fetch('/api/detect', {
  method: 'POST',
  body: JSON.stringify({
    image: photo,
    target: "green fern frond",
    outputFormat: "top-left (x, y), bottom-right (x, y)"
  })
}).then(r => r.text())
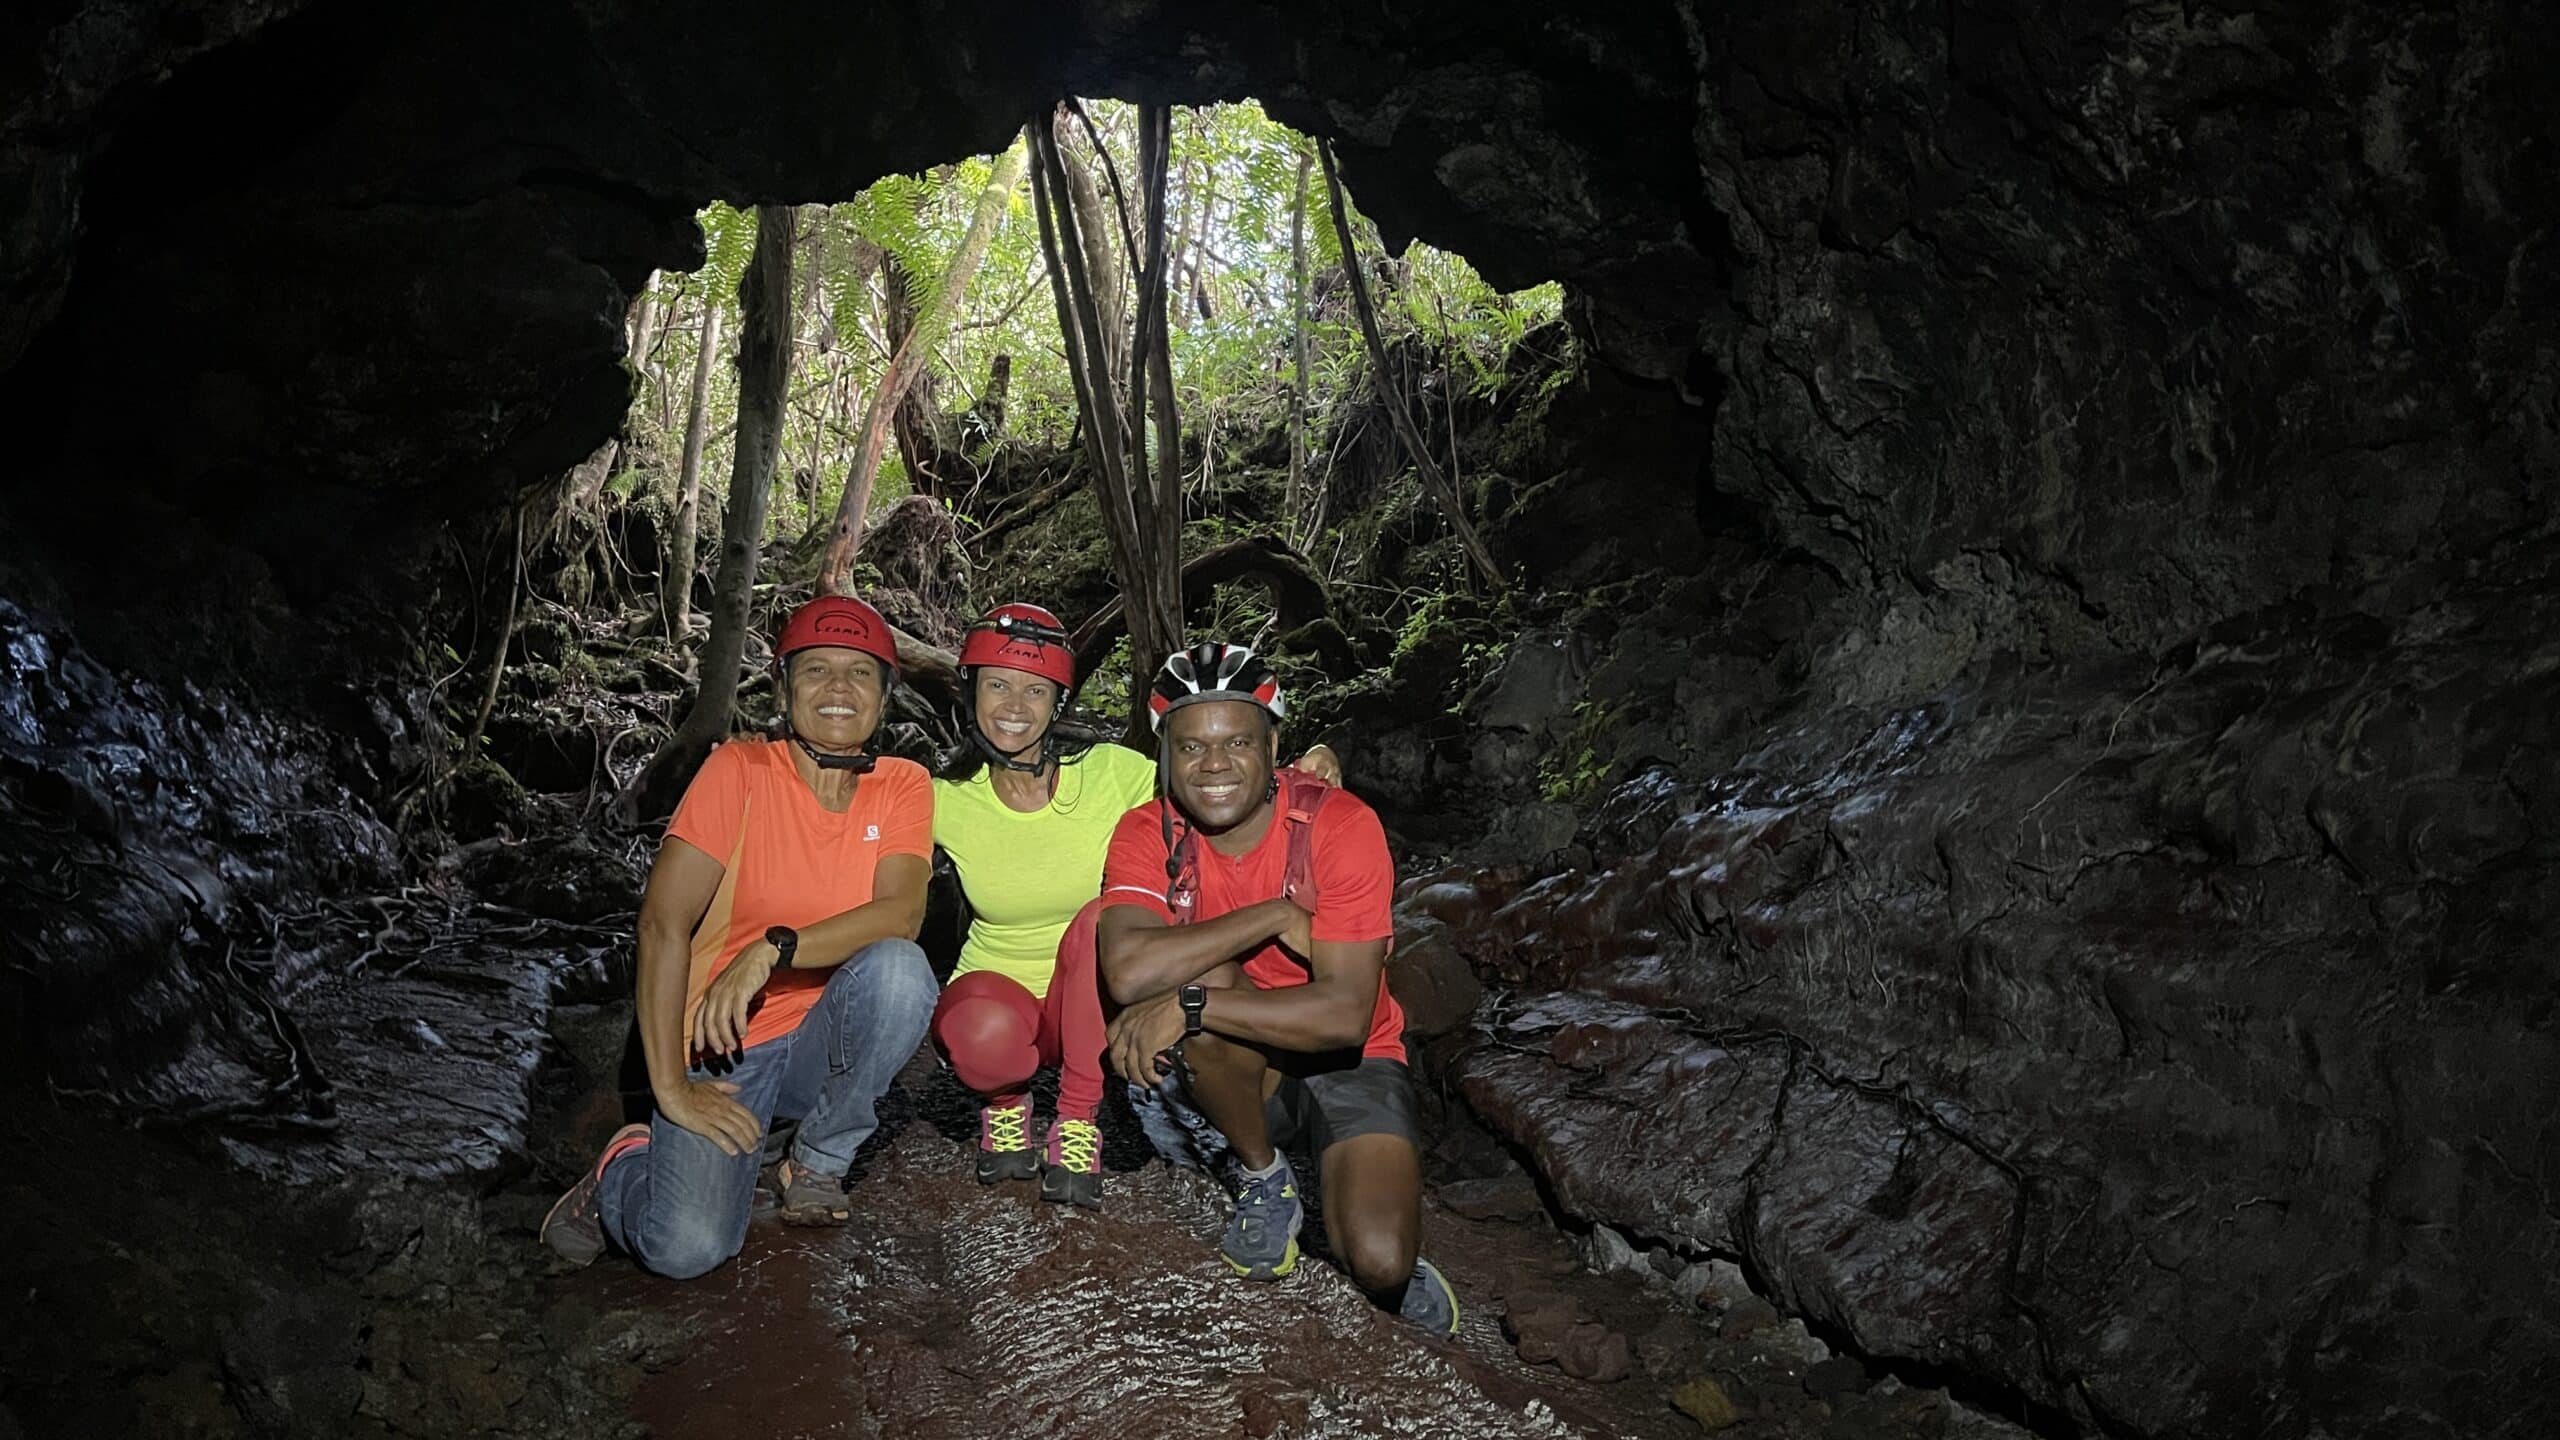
top-left (695, 201), bottom-right (757, 301)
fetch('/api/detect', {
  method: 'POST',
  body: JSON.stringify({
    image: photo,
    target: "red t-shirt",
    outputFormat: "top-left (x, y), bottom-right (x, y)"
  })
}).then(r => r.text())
top-left (664, 739), bottom-right (933, 1051)
top-left (1101, 784), bottom-right (1406, 1062)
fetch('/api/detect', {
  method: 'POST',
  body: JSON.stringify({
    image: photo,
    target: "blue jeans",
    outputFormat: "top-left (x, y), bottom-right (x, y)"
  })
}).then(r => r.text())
top-left (600, 938), bottom-right (936, 1279)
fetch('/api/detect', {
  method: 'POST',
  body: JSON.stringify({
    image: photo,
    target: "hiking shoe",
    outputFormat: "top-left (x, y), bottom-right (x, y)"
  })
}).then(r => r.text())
top-left (774, 1156), bottom-right (851, 1227)
top-left (1223, 1156), bottom-right (1303, 1280)
top-left (976, 1101), bottom-right (1039, 1185)
top-left (541, 1123), bottom-right (649, 1266)
top-left (1039, 1117), bottom-right (1103, 1210)
top-left (1398, 1256), bottom-right (1461, 1337)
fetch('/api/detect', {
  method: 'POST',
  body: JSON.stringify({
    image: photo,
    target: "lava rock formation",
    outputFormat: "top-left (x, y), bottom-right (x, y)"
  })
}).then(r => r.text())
top-left (3, 4), bottom-right (2555, 1437)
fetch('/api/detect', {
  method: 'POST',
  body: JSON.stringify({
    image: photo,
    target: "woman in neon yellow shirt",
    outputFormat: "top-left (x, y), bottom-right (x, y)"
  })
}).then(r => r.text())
top-left (928, 603), bottom-right (1333, 1209)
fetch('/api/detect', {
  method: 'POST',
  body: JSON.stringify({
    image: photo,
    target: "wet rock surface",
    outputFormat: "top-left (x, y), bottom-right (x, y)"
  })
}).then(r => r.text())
top-left (564, 1050), bottom-right (2031, 1440)
top-left (0, 597), bottom-right (406, 1109)
top-left (1440, 577), bottom-right (2560, 1438)
top-left (2, 1015), bottom-right (2038, 1440)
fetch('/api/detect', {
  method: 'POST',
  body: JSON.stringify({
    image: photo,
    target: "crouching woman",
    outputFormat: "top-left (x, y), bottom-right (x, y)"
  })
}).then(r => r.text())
top-left (541, 595), bottom-right (939, 1277)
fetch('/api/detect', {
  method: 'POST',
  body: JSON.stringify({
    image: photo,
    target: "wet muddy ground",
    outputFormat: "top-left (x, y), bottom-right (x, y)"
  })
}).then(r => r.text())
top-left (541, 1049), bottom-right (2034, 1440)
top-left (1, 862), bottom-right (2037, 1440)
top-left (1, 969), bottom-right (2041, 1440)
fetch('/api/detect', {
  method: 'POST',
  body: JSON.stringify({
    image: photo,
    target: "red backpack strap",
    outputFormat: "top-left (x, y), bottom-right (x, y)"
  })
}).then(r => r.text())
top-left (1165, 815), bottom-right (1198, 918)
top-left (1168, 774), bottom-right (1332, 923)
top-left (1278, 769), bottom-right (1334, 911)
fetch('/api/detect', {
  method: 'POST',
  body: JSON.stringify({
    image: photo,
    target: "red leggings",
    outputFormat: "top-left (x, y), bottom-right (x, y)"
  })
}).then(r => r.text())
top-left (930, 897), bottom-right (1106, 1121)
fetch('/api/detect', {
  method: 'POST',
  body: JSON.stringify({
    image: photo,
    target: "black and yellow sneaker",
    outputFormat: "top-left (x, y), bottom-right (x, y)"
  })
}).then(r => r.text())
top-left (1222, 1155), bottom-right (1304, 1280)
top-left (1038, 1117), bottom-right (1103, 1209)
top-left (1397, 1257), bottom-right (1460, 1337)
top-left (975, 1101), bottom-right (1039, 1185)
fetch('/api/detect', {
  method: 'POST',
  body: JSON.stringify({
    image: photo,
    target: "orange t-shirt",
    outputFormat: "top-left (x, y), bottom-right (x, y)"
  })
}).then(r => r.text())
top-left (663, 739), bottom-right (933, 1051)
top-left (1101, 785), bottom-right (1406, 1063)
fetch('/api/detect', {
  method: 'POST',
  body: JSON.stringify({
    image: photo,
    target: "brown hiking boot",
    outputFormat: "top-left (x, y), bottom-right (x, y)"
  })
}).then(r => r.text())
top-left (773, 1156), bottom-right (851, 1227)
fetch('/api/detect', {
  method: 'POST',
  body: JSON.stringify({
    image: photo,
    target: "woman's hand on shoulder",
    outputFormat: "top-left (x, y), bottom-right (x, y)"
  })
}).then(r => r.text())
top-left (1291, 743), bottom-right (1343, 786)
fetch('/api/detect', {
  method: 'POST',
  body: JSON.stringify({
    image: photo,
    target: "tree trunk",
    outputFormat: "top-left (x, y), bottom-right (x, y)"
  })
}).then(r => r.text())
top-left (1060, 110), bottom-right (1129, 389)
top-left (1166, 133), bottom-right (1220, 333)
top-left (1319, 143), bottom-right (1505, 591)
top-left (461, 504), bottom-right (528, 756)
top-left (978, 351), bottom-right (1011, 440)
top-left (793, 206), bottom-right (832, 522)
top-left (666, 298), bottom-right (723, 636)
top-left (816, 141), bottom-right (1028, 594)
top-left (1285, 150), bottom-right (1312, 543)
top-left (1139, 108), bottom-right (1183, 606)
top-left (620, 204), bottom-right (796, 823)
top-left (627, 272), bottom-right (664, 376)
top-left (881, 252), bottom-right (961, 499)
top-left (1032, 103), bottom-right (1186, 741)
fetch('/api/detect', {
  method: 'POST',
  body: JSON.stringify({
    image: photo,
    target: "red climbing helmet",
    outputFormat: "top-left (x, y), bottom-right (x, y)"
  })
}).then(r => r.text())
top-left (776, 595), bottom-right (898, 682)
top-left (1148, 642), bottom-right (1285, 733)
top-left (957, 602), bottom-right (1076, 688)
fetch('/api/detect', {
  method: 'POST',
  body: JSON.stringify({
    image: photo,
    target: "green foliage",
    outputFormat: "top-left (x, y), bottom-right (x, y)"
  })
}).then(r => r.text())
top-left (1538, 700), bottom-right (1614, 804)
top-left (1079, 635), bottom-right (1134, 723)
top-left (623, 103), bottom-right (1570, 573)
top-left (696, 202), bottom-right (758, 302)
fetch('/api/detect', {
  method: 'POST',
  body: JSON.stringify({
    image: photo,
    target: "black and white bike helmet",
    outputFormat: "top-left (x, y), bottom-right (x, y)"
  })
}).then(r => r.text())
top-left (1147, 642), bottom-right (1285, 733)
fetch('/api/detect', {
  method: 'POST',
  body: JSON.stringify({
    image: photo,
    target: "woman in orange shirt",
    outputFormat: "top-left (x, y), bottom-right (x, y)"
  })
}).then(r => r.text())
top-left (540, 595), bottom-right (940, 1277)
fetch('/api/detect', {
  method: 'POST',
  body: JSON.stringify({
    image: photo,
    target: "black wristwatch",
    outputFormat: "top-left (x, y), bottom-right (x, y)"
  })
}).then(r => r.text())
top-left (764, 925), bottom-right (799, 974)
top-left (1179, 984), bottom-right (1207, 1038)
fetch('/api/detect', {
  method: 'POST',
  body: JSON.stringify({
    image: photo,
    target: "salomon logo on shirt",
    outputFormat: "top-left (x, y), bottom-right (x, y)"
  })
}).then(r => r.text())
top-left (864, 824), bottom-right (881, 841)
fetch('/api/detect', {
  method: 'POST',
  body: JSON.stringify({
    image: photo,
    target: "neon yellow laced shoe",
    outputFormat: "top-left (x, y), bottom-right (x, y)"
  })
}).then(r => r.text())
top-left (1039, 1117), bottom-right (1104, 1209)
top-left (976, 1101), bottom-right (1038, 1185)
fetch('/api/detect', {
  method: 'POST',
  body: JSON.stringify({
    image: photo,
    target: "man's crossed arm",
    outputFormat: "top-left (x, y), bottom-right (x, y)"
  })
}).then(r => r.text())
top-left (1097, 898), bottom-right (1386, 1078)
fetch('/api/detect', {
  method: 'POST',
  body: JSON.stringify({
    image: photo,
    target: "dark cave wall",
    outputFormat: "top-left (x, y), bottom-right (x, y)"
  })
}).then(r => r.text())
top-left (1667, 0), bottom-right (2557, 683)
top-left (2, 3), bottom-right (2556, 1438)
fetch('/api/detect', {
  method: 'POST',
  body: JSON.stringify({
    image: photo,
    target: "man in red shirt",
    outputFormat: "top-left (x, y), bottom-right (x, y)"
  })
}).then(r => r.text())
top-left (1096, 643), bottom-right (1458, 1336)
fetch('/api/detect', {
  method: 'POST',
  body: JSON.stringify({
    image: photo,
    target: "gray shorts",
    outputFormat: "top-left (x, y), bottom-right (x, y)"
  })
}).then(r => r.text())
top-left (1132, 1055), bottom-right (1419, 1174)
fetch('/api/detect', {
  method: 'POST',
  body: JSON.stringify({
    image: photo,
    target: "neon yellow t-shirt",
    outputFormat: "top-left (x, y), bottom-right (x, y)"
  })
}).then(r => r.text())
top-left (932, 742), bottom-right (1158, 998)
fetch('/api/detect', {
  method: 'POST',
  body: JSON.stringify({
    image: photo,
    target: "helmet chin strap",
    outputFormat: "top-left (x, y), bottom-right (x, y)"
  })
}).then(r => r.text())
top-left (970, 727), bottom-right (1048, 774)
top-left (792, 735), bottom-right (877, 774)
top-left (777, 672), bottom-right (880, 773)
top-left (962, 673), bottom-right (1072, 775)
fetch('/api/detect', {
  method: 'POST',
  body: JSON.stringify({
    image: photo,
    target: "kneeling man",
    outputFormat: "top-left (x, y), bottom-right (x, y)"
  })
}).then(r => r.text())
top-left (1096, 642), bottom-right (1457, 1335)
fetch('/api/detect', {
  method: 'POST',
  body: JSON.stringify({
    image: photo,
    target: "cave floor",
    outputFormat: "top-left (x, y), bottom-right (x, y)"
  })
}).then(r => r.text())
top-left (1, 1031), bottom-right (2003, 1440)
top-left (550, 1048), bottom-right (1969, 1440)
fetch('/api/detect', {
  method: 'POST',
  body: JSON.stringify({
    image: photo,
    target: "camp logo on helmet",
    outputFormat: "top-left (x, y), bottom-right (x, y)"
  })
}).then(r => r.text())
top-left (776, 596), bottom-right (899, 688)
